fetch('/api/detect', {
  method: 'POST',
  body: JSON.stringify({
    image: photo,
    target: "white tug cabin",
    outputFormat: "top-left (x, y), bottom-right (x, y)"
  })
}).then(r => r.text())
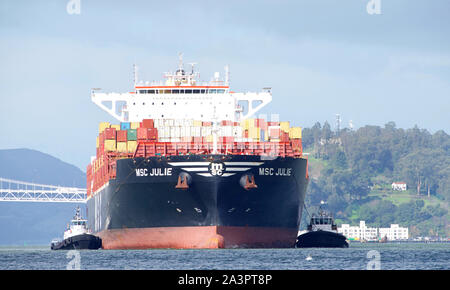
top-left (91, 54), bottom-right (272, 122)
top-left (63, 207), bottom-right (89, 240)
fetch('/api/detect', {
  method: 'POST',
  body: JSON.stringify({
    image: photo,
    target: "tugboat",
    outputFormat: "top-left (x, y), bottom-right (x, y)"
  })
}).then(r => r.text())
top-left (296, 202), bottom-right (348, 248)
top-left (51, 207), bottom-right (102, 250)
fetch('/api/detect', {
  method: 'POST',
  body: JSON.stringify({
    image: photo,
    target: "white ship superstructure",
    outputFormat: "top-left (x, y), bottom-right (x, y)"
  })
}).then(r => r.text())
top-left (92, 54), bottom-right (272, 122)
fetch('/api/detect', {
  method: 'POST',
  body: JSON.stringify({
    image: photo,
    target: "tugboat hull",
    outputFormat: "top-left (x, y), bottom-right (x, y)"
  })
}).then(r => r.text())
top-left (51, 234), bottom-right (102, 250)
top-left (296, 231), bottom-right (349, 248)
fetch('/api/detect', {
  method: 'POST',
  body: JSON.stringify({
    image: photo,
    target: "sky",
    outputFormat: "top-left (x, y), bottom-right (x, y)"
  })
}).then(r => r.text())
top-left (0, 0), bottom-right (449, 171)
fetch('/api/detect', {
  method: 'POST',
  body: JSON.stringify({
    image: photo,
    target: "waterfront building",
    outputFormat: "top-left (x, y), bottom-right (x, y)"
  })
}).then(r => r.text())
top-left (338, 221), bottom-right (409, 241)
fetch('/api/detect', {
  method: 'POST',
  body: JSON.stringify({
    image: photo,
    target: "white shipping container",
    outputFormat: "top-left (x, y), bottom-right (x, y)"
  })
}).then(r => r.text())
top-left (233, 126), bottom-right (243, 137)
top-left (222, 126), bottom-right (233, 137)
top-left (164, 127), bottom-right (170, 138)
top-left (179, 126), bottom-right (186, 137)
top-left (159, 128), bottom-right (166, 138)
top-left (174, 127), bottom-right (181, 138)
top-left (268, 125), bottom-right (281, 130)
top-left (191, 127), bottom-right (201, 137)
top-left (201, 127), bottom-right (212, 137)
top-left (164, 119), bottom-right (175, 127)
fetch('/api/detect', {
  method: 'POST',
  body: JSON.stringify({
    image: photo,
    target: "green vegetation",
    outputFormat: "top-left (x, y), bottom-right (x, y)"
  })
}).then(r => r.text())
top-left (302, 121), bottom-right (449, 238)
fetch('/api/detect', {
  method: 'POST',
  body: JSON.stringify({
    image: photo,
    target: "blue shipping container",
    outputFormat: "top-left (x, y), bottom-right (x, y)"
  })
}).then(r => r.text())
top-left (121, 122), bottom-right (131, 131)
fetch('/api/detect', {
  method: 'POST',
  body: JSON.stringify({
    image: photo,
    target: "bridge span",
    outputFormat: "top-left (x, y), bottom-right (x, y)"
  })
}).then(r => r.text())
top-left (0, 177), bottom-right (86, 203)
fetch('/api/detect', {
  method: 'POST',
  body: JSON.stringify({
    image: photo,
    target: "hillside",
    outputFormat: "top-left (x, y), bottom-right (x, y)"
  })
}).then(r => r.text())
top-left (0, 149), bottom-right (86, 245)
top-left (0, 148), bottom-right (85, 187)
top-left (301, 122), bottom-right (449, 238)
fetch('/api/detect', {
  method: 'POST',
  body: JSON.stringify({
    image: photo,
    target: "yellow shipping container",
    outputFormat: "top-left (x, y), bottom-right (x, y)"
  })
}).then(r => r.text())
top-left (117, 141), bottom-right (127, 153)
top-left (240, 119), bottom-right (254, 131)
top-left (111, 124), bottom-right (120, 131)
top-left (104, 139), bottom-right (116, 152)
top-left (96, 137), bottom-right (99, 148)
top-left (127, 141), bottom-right (137, 153)
top-left (289, 127), bottom-right (302, 139)
top-left (205, 135), bottom-right (213, 142)
top-left (99, 122), bottom-right (110, 134)
top-left (280, 121), bottom-right (290, 133)
top-left (270, 138), bottom-right (281, 143)
top-left (193, 120), bottom-right (203, 127)
top-left (130, 122), bottom-right (140, 129)
top-left (248, 127), bottom-right (260, 139)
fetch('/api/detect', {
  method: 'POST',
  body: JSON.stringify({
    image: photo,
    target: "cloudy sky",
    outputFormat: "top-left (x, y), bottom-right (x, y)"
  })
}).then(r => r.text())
top-left (1, 0), bottom-right (449, 170)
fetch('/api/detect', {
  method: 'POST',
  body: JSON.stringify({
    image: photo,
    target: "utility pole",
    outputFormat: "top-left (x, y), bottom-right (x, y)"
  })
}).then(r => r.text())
top-left (335, 114), bottom-right (341, 137)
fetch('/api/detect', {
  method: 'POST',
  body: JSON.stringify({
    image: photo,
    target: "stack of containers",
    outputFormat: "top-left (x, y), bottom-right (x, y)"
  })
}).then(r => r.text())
top-left (95, 117), bottom-right (302, 160)
top-left (89, 117), bottom-right (303, 194)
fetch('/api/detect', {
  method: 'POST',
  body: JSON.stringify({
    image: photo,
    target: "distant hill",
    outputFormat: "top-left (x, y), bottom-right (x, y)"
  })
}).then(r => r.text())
top-left (0, 148), bottom-right (85, 187)
top-left (0, 148), bottom-right (86, 245)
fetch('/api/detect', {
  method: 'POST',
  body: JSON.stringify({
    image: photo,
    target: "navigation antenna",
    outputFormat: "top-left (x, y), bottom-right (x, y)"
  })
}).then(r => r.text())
top-left (133, 64), bottom-right (138, 87)
top-left (225, 65), bottom-right (230, 86)
top-left (188, 62), bottom-right (197, 75)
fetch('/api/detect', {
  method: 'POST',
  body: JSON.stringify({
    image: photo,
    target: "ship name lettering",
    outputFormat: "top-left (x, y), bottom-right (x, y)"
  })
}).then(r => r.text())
top-left (259, 168), bottom-right (292, 176)
top-left (135, 168), bottom-right (172, 177)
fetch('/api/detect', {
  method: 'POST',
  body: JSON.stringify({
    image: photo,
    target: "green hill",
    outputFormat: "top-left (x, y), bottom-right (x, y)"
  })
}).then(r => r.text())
top-left (301, 122), bottom-right (449, 238)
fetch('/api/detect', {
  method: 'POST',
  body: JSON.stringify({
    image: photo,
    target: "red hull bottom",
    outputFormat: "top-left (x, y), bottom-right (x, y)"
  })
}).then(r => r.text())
top-left (97, 226), bottom-right (297, 249)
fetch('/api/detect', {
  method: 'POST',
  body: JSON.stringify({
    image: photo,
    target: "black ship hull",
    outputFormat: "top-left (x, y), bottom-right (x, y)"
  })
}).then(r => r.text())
top-left (87, 154), bottom-right (309, 249)
top-left (296, 231), bottom-right (349, 248)
top-left (50, 234), bottom-right (102, 250)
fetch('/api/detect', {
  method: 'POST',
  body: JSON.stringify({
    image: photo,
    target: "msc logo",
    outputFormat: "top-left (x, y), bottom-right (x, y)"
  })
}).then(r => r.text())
top-left (209, 162), bottom-right (225, 176)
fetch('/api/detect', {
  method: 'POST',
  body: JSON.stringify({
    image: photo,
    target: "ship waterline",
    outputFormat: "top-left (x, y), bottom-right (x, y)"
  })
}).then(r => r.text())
top-left (97, 226), bottom-right (299, 249)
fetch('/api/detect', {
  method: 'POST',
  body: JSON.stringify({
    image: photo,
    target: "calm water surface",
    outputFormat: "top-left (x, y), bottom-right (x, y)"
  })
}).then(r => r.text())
top-left (0, 243), bottom-right (448, 270)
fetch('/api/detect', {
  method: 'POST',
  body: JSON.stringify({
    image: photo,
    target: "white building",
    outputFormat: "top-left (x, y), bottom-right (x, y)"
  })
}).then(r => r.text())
top-left (379, 224), bottom-right (409, 241)
top-left (392, 182), bottom-right (407, 191)
top-left (338, 221), bottom-right (409, 241)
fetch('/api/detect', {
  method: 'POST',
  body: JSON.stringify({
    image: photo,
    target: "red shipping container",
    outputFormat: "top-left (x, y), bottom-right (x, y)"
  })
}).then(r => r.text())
top-left (104, 128), bottom-right (116, 140)
top-left (281, 132), bottom-right (290, 142)
top-left (291, 139), bottom-right (302, 151)
top-left (244, 130), bottom-right (249, 138)
top-left (193, 137), bottom-right (203, 144)
top-left (202, 121), bottom-right (212, 126)
top-left (221, 120), bottom-right (233, 126)
top-left (148, 128), bottom-right (158, 140)
top-left (221, 137), bottom-right (234, 144)
top-left (257, 119), bottom-right (268, 130)
top-left (137, 127), bottom-right (148, 140)
top-left (268, 121), bottom-right (280, 126)
top-left (142, 119), bottom-right (154, 128)
top-left (99, 132), bottom-right (105, 145)
top-left (117, 130), bottom-right (128, 142)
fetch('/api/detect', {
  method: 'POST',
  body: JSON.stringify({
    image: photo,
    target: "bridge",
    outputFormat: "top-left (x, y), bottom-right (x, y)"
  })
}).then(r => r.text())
top-left (0, 177), bottom-right (86, 203)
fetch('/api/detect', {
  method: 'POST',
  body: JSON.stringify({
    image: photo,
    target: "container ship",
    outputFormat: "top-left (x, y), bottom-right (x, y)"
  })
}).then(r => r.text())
top-left (86, 55), bottom-right (309, 249)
